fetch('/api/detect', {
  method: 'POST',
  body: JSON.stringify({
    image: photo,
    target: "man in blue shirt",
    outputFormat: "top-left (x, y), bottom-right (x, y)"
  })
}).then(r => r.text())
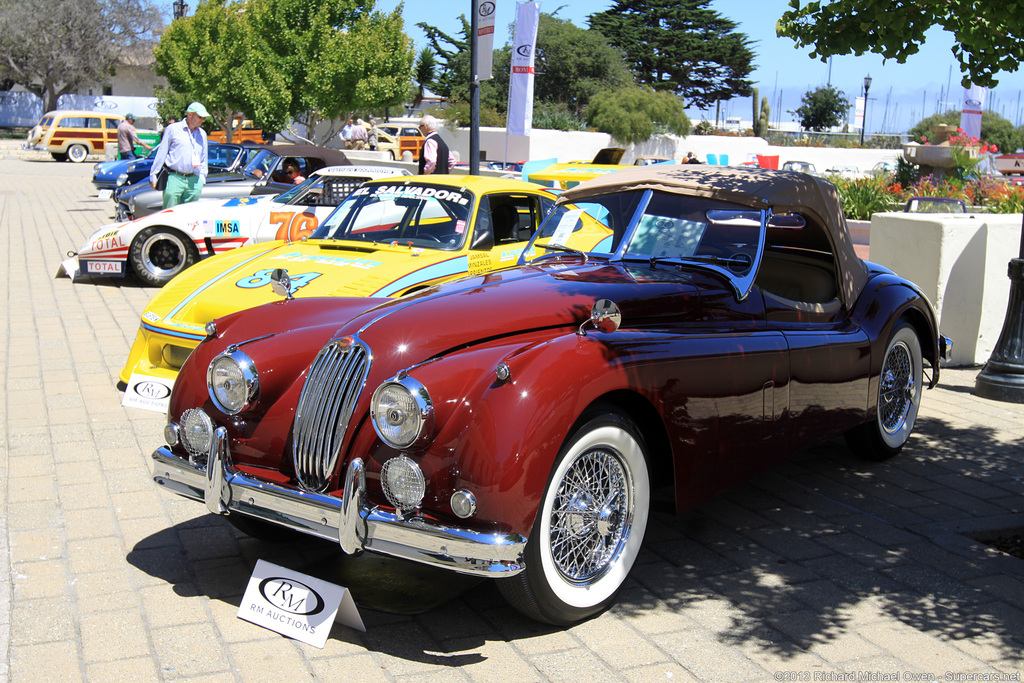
top-left (150, 102), bottom-right (210, 208)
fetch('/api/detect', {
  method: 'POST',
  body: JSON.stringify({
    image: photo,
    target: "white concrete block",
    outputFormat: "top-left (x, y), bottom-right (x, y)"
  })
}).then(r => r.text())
top-left (869, 212), bottom-right (1023, 365)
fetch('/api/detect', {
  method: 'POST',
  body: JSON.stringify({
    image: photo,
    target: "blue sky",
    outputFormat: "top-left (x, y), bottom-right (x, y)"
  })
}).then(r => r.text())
top-left (167, 0), bottom-right (1024, 131)
top-left (376, 0), bottom-right (1024, 132)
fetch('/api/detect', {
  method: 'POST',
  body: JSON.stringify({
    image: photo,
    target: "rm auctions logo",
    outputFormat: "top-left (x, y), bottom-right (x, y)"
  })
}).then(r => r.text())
top-left (516, 44), bottom-right (533, 58)
top-left (258, 577), bottom-right (326, 616)
top-left (133, 381), bottom-right (170, 400)
top-left (478, 1), bottom-right (495, 16)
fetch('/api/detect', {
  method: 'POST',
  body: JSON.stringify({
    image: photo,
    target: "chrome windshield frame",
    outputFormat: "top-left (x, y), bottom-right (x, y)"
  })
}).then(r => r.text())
top-left (523, 189), bottom-right (770, 301)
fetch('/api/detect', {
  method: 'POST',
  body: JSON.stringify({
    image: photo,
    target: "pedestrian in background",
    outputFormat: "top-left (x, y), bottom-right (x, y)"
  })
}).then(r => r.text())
top-left (350, 119), bottom-right (367, 150)
top-left (367, 119), bottom-right (379, 151)
top-left (340, 117), bottom-right (358, 149)
top-left (150, 102), bottom-right (210, 209)
top-left (418, 114), bottom-right (455, 174)
top-left (117, 113), bottom-right (151, 160)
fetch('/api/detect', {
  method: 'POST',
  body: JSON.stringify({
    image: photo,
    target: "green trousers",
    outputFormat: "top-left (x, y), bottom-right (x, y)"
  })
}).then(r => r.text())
top-left (162, 171), bottom-right (203, 208)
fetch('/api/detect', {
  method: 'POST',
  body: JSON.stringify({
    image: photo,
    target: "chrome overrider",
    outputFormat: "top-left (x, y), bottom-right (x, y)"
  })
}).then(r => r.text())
top-left (152, 427), bottom-right (527, 576)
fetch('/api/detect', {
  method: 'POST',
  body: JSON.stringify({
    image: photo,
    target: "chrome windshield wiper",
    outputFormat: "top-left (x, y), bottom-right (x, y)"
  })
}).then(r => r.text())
top-left (647, 254), bottom-right (751, 270)
top-left (531, 243), bottom-right (588, 263)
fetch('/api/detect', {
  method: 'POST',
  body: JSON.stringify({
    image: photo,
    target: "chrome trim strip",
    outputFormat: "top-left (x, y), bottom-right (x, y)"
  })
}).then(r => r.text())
top-left (152, 446), bottom-right (526, 576)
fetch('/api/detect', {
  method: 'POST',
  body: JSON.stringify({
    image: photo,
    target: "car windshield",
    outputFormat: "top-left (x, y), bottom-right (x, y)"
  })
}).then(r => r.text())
top-left (310, 183), bottom-right (474, 250)
top-left (242, 148), bottom-right (279, 178)
top-left (523, 189), bottom-right (770, 297)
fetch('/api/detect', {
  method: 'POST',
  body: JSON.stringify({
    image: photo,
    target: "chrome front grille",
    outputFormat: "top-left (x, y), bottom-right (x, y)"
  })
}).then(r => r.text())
top-left (291, 338), bottom-right (370, 492)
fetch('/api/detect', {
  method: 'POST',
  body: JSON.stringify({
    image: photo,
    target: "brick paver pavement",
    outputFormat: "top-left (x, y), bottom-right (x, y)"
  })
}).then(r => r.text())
top-left (1, 149), bottom-right (1023, 682)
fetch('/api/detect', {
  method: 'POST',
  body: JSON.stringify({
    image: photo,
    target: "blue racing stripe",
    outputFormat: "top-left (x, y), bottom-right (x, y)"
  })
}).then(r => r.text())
top-left (141, 320), bottom-right (205, 341)
top-left (165, 247), bottom-right (280, 320)
top-left (373, 256), bottom-right (469, 297)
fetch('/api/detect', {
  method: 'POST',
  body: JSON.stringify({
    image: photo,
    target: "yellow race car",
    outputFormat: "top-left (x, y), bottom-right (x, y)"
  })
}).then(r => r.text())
top-left (120, 174), bottom-right (610, 410)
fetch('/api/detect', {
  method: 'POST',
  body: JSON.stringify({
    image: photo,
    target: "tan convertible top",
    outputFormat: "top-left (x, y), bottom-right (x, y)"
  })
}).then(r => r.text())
top-left (558, 164), bottom-right (869, 306)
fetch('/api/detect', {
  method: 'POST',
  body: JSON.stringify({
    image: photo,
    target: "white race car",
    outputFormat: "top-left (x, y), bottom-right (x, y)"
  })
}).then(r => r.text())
top-left (60, 165), bottom-right (410, 285)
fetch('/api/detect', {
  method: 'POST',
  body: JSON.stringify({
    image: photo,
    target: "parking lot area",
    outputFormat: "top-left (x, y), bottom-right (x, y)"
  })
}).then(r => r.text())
top-left (1, 153), bottom-right (1023, 682)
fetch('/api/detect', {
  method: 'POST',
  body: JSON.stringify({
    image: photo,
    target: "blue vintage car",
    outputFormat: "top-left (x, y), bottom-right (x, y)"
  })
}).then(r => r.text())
top-left (92, 143), bottom-right (252, 194)
top-left (91, 148), bottom-right (159, 191)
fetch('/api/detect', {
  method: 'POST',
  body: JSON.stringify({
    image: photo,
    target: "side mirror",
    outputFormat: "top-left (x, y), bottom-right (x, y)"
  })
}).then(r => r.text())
top-left (270, 268), bottom-right (293, 300)
top-left (579, 299), bottom-right (621, 336)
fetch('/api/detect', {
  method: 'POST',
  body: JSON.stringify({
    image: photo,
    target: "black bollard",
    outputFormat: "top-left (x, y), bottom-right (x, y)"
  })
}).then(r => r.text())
top-left (974, 215), bottom-right (1024, 402)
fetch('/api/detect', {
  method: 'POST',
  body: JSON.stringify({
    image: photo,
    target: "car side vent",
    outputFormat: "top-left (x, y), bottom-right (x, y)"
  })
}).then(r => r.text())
top-left (291, 338), bottom-right (370, 492)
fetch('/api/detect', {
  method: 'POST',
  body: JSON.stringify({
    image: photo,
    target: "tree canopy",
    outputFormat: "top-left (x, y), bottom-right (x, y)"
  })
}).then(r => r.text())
top-left (0, 0), bottom-right (163, 111)
top-left (588, 0), bottom-right (755, 109)
top-left (776, 0), bottom-right (1024, 89)
top-left (792, 86), bottom-right (850, 132)
top-left (155, 0), bottom-right (413, 144)
top-left (909, 110), bottom-right (1023, 156)
top-left (586, 85), bottom-right (691, 143)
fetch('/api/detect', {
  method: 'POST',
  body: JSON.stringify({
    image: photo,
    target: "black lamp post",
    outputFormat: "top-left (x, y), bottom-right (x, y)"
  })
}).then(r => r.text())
top-left (860, 75), bottom-right (872, 145)
top-left (173, 0), bottom-right (188, 20)
top-left (974, 217), bottom-right (1024, 402)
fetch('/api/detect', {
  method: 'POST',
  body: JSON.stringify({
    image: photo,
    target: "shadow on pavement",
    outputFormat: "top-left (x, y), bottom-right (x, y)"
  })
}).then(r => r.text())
top-left (126, 412), bottom-right (1024, 664)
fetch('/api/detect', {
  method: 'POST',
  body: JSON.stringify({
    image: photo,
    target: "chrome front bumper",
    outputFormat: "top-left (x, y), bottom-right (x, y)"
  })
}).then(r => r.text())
top-left (151, 428), bottom-right (526, 576)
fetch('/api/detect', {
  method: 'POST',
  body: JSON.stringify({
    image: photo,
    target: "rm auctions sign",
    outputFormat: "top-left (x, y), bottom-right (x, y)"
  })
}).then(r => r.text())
top-left (238, 559), bottom-right (364, 648)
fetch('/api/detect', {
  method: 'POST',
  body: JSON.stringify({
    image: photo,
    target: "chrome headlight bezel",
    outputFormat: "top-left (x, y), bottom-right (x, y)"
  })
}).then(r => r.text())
top-left (370, 375), bottom-right (434, 450)
top-left (116, 172), bottom-right (128, 186)
top-left (207, 347), bottom-right (259, 415)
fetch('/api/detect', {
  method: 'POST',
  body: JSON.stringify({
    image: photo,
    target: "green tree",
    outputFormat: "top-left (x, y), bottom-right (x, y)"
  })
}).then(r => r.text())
top-left (421, 12), bottom-right (634, 120)
top-left (586, 85), bottom-right (690, 144)
top-left (0, 0), bottom-right (163, 111)
top-left (245, 0), bottom-right (413, 143)
top-left (777, 1), bottom-right (1024, 88)
top-left (792, 86), bottom-right (850, 132)
top-left (588, 0), bottom-right (754, 109)
top-left (412, 47), bottom-right (437, 109)
top-left (909, 110), bottom-right (1023, 156)
top-left (154, 0), bottom-right (285, 142)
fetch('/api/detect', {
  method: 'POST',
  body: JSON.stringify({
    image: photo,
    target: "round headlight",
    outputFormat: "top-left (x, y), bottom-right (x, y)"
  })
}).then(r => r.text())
top-left (381, 456), bottom-right (425, 511)
top-left (116, 173), bottom-right (128, 186)
top-left (370, 376), bottom-right (433, 449)
top-left (207, 348), bottom-right (259, 414)
top-left (180, 408), bottom-right (214, 460)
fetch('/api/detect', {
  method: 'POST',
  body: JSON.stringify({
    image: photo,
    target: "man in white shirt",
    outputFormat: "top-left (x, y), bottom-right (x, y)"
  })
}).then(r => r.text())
top-left (150, 102), bottom-right (210, 209)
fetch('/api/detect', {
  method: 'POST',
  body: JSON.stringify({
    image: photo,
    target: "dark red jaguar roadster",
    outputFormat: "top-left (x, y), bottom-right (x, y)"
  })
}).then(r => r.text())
top-left (152, 166), bottom-right (950, 625)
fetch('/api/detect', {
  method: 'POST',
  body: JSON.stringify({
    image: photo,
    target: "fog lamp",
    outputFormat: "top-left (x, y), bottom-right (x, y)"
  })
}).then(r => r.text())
top-left (380, 456), bottom-right (425, 511)
top-left (450, 489), bottom-right (478, 519)
top-left (180, 408), bottom-right (213, 460)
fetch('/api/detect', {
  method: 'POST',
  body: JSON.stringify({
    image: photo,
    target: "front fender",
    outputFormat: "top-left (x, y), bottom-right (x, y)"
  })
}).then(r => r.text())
top-left (408, 330), bottom-right (638, 537)
top-left (853, 272), bottom-right (942, 387)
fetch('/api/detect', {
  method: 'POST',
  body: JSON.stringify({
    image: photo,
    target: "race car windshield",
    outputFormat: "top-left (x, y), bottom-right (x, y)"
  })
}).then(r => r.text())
top-left (310, 184), bottom-right (475, 251)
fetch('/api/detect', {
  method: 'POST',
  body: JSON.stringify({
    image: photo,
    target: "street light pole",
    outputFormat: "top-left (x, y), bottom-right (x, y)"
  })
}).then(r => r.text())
top-left (860, 74), bottom-right (872, 145)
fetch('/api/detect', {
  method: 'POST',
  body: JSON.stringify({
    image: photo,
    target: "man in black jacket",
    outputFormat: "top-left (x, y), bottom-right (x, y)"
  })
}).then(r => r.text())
top-left (418, 115), bottom-right (456, 174)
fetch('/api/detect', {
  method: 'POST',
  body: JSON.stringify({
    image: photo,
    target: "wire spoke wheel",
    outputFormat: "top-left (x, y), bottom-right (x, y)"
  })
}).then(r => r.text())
top-left (549, 449), bottom-right (629, 584)
top-left (498, 409), bottom-right (650, 625)
top-left (879, 340), bottom-right (914, 434)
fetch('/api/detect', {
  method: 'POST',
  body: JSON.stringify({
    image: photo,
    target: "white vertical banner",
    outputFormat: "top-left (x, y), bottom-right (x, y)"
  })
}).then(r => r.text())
top-left (475, 0), bottom-right (496, 81)
top-left (507, 1), bottom-right (541, 137)
top-left (960, 83), bottom-right (986, 139)
top-left (853, 96), bottom-right (865, 130)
